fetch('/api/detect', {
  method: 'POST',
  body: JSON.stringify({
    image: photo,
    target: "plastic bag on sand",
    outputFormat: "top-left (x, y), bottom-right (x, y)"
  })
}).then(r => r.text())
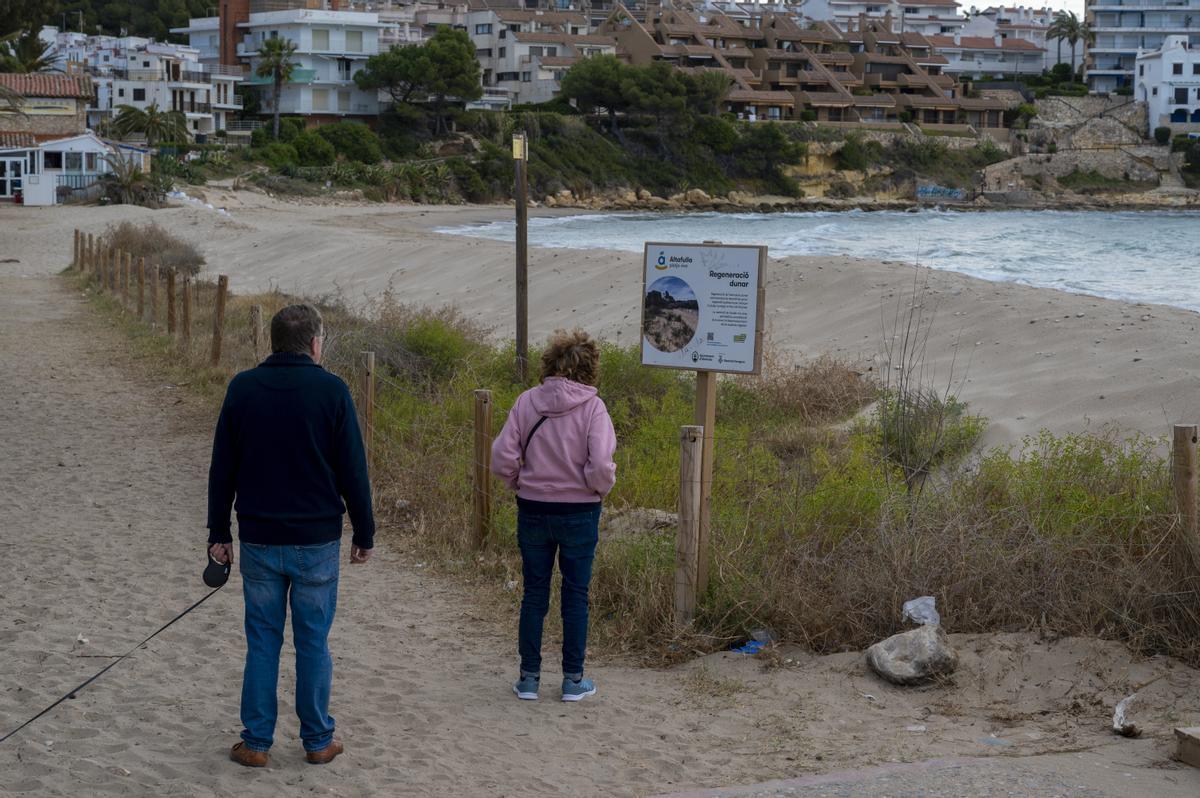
top-left (901, 596), bottom-right (940, 627)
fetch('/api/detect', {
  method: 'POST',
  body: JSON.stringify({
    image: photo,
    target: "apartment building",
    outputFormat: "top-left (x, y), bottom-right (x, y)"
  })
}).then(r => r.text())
top-left (1136, 34), bottom-right (1200, 130)
top-left (926, 32), bottom-right (1045, 76)
top-left (236, 7), bottom-right (384, 120)
top-left (468, 4), bottom-right (617, 105)
top-left (1086, 0), bottom-right (1200, 93)
top-left (803, 0), bottom-right (968, 36)
top-left (43, 28), bottom-right (244, 137)
top-left (601, 6), bottom-right (1009, 128)
top-left (962, 5), bottom-right (1065, 70)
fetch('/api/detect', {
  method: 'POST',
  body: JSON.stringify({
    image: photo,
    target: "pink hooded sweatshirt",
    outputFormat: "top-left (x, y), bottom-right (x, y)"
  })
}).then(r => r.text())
top-left (491, 377), bottom-right (617, 503)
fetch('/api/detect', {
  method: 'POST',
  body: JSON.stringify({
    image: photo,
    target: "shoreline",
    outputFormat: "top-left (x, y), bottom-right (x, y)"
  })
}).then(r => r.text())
top-left (5, 194), bottom-right (1199, 449)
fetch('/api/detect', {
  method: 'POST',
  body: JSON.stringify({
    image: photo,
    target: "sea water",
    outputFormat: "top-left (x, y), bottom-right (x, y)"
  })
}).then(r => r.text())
top-left (439, 209), bottom-right (1200, 312)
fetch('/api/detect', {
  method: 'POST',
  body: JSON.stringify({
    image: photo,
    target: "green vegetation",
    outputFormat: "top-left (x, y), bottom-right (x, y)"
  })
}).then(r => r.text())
top-left (256, 36), bottom-right (299, 141)
top-left (112, 103), bottom-right (189, 146)
top-left (78, 268), bottom-right (1200, 667)
top-left (1154, 126), bottom-right (1172, 145)
top-left (835, 133), bottom-right (1007, 189)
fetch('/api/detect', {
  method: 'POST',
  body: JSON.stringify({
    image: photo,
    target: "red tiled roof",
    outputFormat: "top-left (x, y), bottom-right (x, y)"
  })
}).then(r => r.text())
top-left (928, 35), bottom-right (1043, 51)
top-left (0, 131), bottom-right (36, 149)
top-left (0, 73), bottom-right (93, 99)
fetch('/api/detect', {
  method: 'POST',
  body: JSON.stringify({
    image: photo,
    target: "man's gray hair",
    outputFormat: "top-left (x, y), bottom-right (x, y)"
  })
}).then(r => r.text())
top-left (271, 304), bottom-right (323, 355)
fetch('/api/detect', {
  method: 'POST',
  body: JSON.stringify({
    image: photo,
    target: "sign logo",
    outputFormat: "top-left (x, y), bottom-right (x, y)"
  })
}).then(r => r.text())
top-left (655, 251), bottom-right (667, 270)
top-left (691, 351), bottom-right (700, 363)
top-left (733, 333), bottom-right (747, 343)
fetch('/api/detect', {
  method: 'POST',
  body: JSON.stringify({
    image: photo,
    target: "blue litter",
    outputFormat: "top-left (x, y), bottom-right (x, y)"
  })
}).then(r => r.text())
top-left (731, 640), bottom-right (766, 655)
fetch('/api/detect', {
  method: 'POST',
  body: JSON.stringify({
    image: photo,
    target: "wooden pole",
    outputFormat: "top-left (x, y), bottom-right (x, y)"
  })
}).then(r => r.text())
top-left (150, 266), bottom-right (159, 327)
top-left (110, 250), bottom-right (118, 293)
top-left (514, 135), bottom-right (528, 383)
top-left (694, 370), bottom-right (717, 596)
top-left (472, 388), bottom-right (493, 550)
top-left (1173, 424), bottom-right (1200, 566)
top-left (250, 304), bottom-right (263, 359)
top-left (121, 252), bottom-right (130, 305)
top-left (73, 230), bottom-right (80, 270)
top-left (210, 274), bottom-right (229, 367)
top-left (85, 233), bottom-right (92, 276)
top-left (361, 351), bottom-right (376, 476)
top-left (137, 257), bottom-right (145, 318)
top-left (676, 424), bottom-right (704, 628)
top-left (87, 234), bottom-right (95, 280)
top-left (166, 270), bottom-right (176, 335)
top-left (181, 277), bottom-right (192, 350)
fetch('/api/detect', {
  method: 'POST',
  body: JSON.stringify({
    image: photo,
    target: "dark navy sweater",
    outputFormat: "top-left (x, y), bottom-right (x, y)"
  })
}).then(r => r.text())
top-left (206, 352), bottom-right (375, 550)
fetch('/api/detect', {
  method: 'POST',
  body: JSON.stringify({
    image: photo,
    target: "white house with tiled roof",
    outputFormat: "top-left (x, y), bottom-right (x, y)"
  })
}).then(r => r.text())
top-left (928, 31), bottom-right (1044, 76)
top-left (803, 0), bottom-right (967, 36)
top-left (962, 5), bottom-right (1066, 70)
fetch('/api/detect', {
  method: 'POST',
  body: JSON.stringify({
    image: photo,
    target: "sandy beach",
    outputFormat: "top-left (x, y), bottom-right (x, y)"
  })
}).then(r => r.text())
top-left (5, 189), bottom-right (1198, 449)
top-left (3, 194), bottom-right (1200, 796)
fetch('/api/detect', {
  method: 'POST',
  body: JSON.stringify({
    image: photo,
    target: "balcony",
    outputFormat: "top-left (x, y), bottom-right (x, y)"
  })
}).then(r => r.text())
top-left (214, 97), bottom-right (245, 109)
top-left (176, 102), bottom-right (213, 114)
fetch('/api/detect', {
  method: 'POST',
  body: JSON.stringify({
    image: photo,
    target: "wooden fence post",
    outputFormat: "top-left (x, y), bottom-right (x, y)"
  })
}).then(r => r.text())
top-left (210, 274), bottom-right (228, 367)
top-left (121, 252), bottom-right (130, 305)
top-left (1173, 424), bottom-right (1200, 566)
top-left (110, 250), bottom-right (118, 293)
top-left (250, 304), bottom-right (263, 359)
top-left (137, 257), bottom-right (145, 318)
top-left (150, 266), bottom-right (159, 327)
top-left (181, 277), bottom-right (192, 350)
top-left (166, 270), bottom-right (176, 335)
top-left (676, 425), bottom-right (704, 628)
top-left (360, 351), bottom-right (376, 475)
top-left (87, 235), bottom-right (94, 280)
top-left (472, 388), bottom-right (493, 550)
top-left (73, 230), bottom-right (80, 270)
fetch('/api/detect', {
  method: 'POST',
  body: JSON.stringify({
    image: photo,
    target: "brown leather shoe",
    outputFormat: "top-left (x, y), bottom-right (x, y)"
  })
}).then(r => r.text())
top-left (305, 739), bottom-right (344, 765)
top-left (230, 741), bottom-right (269, 768)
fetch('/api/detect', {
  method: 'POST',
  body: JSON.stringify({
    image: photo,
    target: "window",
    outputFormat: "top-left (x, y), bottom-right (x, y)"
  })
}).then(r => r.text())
top-left (546, 47), bottom-right (556, 57)
top-left (312, 29), bottom-right (329, 49)
top-left (496, 71), bottom-right (519, 81)
top-left (1153, 87), bottom-right (1158, 95)
top-left (476, 48), bottom-right (492, 57)
top-left (133, 88), bottom-right (145, 102)
top-left (85, 153), bottom-right (97, 171)
top-left (26, 151), bottom-right (37, 174)
top-left (65, 153), bottom-right (83, 171)
top-left (1139, 64), bottom-right (1143, 75)
top-left (521, 71), bottom-right (531, 81)
top-left (500, 29), bottom-right (507, 39)
top-left (1173, 63), bottom-right (1183, 75)
top-left (475, 23), bottom-right (492, 34)
top-left (44, 152), bottom-right (62, 169)
top-left (508, 24), bottom-right (521, 31)
top-left (1194, 64), bottom-right (1200, 75)
top-left (118, 88), bottom-right (125, 98)
top-left (345, 30), bottom-right (362, 52)
top-left (905, 7), bottom-right (919, 13)
top-left (529, 46), bottom-right (543, 57)
top-left (269, 30), bottom-right (278, 39)
top-left (1175, 87), bottom-right (1188, 103)
top-left (143, 60), bottom-right (150, 67)
top-left (338, 58), bottom-right (352, 80)
top-left (312, 88), bottom-right (329, 111)
top-left (338, 90), bottom-right (350, 111)
top-left (499, 47), bottom-right (506, 57)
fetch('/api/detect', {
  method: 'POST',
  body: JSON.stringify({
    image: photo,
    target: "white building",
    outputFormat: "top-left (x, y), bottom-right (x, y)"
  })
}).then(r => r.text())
top-left (468, 6), bottom-right (617, 106)
top-left (1136, 34), bottom-right (1200, 132)
top-left (235, 8), bottom-right (384, 121)
top-left (927, 31), bottom-right (1045, 76)
top-left (1086, 0), bottom-right (1200, 93)
top-left (803, 0), bottom-right (967, 36)
top-left (43, 28), bottom-right (243, 138)
top-left (962, 5), bottom-right (1066, 70)
top-left (0, 131), bottom-right (124, 206)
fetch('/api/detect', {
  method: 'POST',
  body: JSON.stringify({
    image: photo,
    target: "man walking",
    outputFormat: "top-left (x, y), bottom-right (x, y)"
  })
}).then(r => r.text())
top-left (207, 304), bottom-right (374, 768)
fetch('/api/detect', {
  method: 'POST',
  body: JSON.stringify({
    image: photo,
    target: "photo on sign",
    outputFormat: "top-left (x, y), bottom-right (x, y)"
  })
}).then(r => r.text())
top-left (643, 275), bottom-right (699, 353)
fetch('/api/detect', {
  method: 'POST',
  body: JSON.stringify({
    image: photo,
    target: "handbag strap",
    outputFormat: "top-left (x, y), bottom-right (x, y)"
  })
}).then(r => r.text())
top-left (520, 415), bottom-right (549, 463)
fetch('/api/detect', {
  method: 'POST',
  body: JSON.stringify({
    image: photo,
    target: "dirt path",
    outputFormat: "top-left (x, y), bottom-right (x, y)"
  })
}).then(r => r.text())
top-left (2, 241), bottom-right (1200, 797)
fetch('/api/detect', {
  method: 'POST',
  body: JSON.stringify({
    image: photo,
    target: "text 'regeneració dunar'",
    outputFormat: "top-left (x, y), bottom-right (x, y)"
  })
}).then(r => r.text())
top-left (709, 270), bottom-right (751, 287)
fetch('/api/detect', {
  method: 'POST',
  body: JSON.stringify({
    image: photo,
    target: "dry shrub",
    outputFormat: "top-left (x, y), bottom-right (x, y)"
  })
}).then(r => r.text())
top-left (102, 221), bottom-right (206, 277)
top-left (731, 351), bottom-right (876, 428)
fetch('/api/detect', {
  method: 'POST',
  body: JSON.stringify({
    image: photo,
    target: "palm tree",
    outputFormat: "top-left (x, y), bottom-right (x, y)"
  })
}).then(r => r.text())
top-left (1047, 11), bottom-right (1069, 71)
top-left (1, 29), bottom-right (55, 73)
top-left (112, 103), bottom-right (190, 146)
top-left (255, 37), bottom-right (298, 140)
top-left (1053, 11), bottom-right (1094, 81)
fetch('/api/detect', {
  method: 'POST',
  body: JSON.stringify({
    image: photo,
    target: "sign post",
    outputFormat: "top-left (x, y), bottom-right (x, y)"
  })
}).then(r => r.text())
top-left (513, 133), bottom-right (529, 383)
top-left (640, 241), bottom-right (766, 600)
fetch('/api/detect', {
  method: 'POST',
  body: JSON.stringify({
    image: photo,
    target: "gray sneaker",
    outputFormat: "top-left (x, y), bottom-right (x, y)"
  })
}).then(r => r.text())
top-left (561, 676), bottom-right (596, 702)
top-left (513, 672), bottom-right (540, 700)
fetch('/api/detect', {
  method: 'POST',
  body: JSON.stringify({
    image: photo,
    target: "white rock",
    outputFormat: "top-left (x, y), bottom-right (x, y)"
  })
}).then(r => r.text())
top-left (866, 625), bottom-right (959, 685)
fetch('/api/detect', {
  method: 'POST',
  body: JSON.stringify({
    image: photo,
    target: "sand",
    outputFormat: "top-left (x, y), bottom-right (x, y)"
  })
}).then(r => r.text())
top-left (3, 195), bottom-right (1200, 796)
top-left (6, 188), bottom-right (1198, 450)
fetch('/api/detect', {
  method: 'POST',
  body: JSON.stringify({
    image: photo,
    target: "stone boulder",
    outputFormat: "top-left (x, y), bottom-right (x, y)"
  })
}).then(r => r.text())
top-left (601, 507), bottom-right (677, 540)
top-left (684, 188), bottom-right (712, 206)
top-left (866, 625), bottom-right (959, 685)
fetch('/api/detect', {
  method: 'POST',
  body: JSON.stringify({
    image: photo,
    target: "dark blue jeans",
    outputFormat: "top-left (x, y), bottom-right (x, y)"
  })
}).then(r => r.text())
top-left (239, 540), bottom-right (339, 753)
top-left (517, 504), bottom-right (601, 676)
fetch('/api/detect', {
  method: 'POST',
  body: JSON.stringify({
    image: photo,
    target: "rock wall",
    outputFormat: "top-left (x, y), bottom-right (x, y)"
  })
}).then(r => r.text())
top-left (981, 149), bottom-right (1161, 191)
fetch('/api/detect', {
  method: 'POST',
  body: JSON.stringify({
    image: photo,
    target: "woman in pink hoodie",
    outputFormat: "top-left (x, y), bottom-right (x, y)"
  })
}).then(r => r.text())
top-left (491, 329), bottom-right (617, 702)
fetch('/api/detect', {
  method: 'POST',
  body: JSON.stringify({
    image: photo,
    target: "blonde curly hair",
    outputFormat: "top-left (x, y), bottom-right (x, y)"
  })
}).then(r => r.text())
top-left (539, 328), bottom-right (600, 386)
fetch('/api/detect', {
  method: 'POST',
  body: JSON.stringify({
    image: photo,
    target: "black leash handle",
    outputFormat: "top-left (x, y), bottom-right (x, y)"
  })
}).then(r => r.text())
top-left (0, 586), bottom-right (224, 744)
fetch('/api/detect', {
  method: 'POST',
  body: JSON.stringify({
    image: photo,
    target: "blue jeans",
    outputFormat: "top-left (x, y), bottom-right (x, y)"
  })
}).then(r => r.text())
top-left (238, 540), bottom-right (339, 753)
top-left (517, 505), bottom-right (600, 675)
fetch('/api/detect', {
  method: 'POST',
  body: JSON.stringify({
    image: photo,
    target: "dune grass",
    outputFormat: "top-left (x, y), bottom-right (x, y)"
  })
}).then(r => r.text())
top-left (71, 258), bottom-right (1200, 668)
